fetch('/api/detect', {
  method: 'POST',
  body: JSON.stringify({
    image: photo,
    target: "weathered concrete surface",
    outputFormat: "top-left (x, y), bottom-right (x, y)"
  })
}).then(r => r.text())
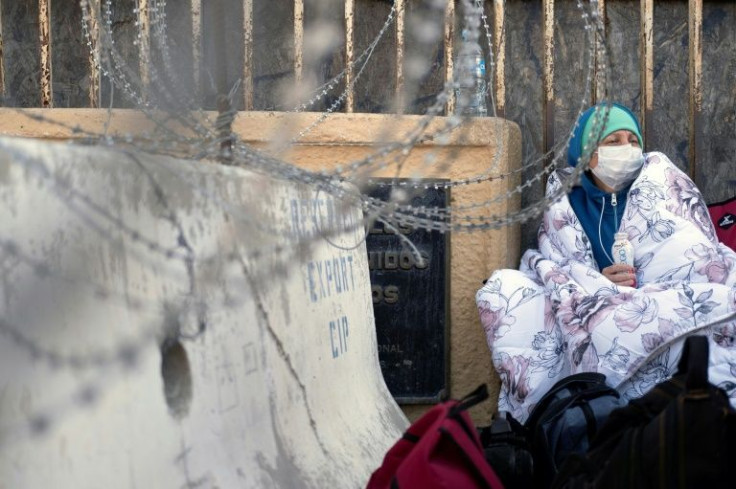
top-left (0, 136), bottom-right (407, 488)
top-left (231, 111), bottom-right (522, 424)
top-left (0, 109), bottom-right (522, 425)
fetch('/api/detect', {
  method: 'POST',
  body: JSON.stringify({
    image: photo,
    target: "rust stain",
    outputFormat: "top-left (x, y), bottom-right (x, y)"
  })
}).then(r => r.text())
top-left (542, 0), bottom-right (554, 164)
top-left (640, 0), bottom-right (654, 139)
top-left (345, 0), bottom-right (355, 113)
top-left (294, 0), bottom-right (304, 83)
top-left (87, 0), bottom-right (101, 108)
top-left (138, 0), bottom-right (151, 102)
top-left (688, 0), bottom-right (703, 180)
top-left (395, 0), bottom-right (405, 113)
top-left (542, 0), bottom-right (554, 104)
top-left (444, 0), bottom-right (455, 115)
top-left (243, 0), bottom-right (254, 110)
top-left (493, 0), bottom-right (505, 116)
top-left (689, 0), bottom-right (703, 112)
top-left (0, 3), bottom-right (5, 103)
top-left (39, 0), bottom-right (53, 108)
top-left (593, 0), bottom-right (605, 102)
top-left (192, 0), bottom-right (202, 99)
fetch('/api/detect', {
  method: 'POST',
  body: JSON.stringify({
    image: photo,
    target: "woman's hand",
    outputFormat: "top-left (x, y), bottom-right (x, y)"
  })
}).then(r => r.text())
top-left (602, 264), bottom-right (637, 287)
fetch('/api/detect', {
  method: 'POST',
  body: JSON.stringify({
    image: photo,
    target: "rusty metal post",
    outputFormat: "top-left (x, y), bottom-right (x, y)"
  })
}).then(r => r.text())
top-left (294, 0), bottom-right (304, 83)
top-left (493, 0), bottom-right (505, 117)
top-left (39, 0), bottom-right (53, 108)
top-left (444, 0), bottom-right (455, 115)
top-left (542, 0), bottom-right (555, 169)
top-left (192, 0), bottom-right (202, 100)
top-left (592, 0), bottom-right (605, 103)
top-left (243, 0), bottom-right (253, 111)
top-left (87, 0), bottom-right (101, 108)
top-left (345, 0), bottom-right (355, 113)
top-left (395, 0), bottom-right (405, 113)
top-left (688, 0), bottom-right (703, 183)
top-left (213, 0), bottom-right (233, 161)
top-left (0, 0), bottom-right (5, 105)
top-left (640, 0), bottom-right (653, 143)
top-left (137, 0), bottom-right (150, 103)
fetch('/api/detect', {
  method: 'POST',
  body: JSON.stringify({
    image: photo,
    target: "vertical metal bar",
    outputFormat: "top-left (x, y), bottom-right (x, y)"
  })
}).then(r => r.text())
top-left (39, 0), bottom-right (53, 108)
top-left (640, 0), bottom-right (653, 142)
top-left (87, 0), bottom-right (101, 108)
top-left (243, 0), bottom-right (253, 110)
top-left (395, 0), bottom-right (405, 113)
top-left (345, 0), bottom-right (355, 112)
top-left (0, 0), bottom-right (5, 104)
top-left (444, 0), bottom-right (455, 115)
top-left (213, 0), bottom-right (228, 96)
top-left (592, 0), bottom-right (605, 103)
top-left (294, 0), bottom-right (304, 83)
top-left (688, 0), bottom-right (703, 182)
top-left (213, 0), bottom-right (232, 159)
top-left (192, 0), bottom-right (202, 99)
top-left (138, 0), bottom-right (150, 102)
top-left (493, 0), bottom-right (505, 117)
top-left (542, 0), bottom-right (555, 167)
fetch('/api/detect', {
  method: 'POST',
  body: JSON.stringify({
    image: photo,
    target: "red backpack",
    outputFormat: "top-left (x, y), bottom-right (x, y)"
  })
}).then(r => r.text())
top-left (709, 195), bottom-right (736, 251)
top-left (366, 385), bottom-right (505, 489)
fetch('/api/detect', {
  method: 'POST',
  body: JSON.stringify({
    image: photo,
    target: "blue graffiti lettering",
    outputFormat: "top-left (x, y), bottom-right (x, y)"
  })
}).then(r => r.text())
top-left (305, 253), bottom-right (357, 304)
top-left (330, 315), bottom-right (349, 359)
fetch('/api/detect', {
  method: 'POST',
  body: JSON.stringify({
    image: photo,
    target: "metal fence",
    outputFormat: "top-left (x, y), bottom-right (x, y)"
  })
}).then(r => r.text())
top-left (0, 0), bottom-right (733, 212)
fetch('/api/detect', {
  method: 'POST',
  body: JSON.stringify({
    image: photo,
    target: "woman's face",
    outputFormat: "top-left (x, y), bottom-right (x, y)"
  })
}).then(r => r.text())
top-left (589, 129), bottom-right (641, 169)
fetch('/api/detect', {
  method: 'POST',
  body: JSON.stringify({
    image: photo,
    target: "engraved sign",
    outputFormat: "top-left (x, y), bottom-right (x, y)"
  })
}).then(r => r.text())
top-left (366, 180), bottom-right (449, 403)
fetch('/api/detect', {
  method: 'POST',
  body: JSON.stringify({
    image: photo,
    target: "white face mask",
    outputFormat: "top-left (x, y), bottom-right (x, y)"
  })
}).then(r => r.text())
top-left (591, 144), bottom-right (645, 191)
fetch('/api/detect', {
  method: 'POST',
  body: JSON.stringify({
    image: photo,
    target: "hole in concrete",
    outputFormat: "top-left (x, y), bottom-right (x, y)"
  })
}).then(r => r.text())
top-left (160, 339), bottom-right (193, 419)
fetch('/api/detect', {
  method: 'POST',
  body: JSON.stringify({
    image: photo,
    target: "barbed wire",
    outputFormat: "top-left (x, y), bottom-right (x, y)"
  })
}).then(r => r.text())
top-left (0, 0), bottom-right (615, 446)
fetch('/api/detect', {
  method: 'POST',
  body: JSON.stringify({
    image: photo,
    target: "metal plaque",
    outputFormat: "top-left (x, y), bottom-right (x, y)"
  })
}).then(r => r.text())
top-left (365, 179), bottom-right (449, 403)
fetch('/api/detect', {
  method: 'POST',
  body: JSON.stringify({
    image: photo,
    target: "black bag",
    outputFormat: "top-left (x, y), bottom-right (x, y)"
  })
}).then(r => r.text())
top-left (525, 373), bottom-right (625, 489)
top-left (479, 411), bottom-right (534, 489)
top-left (553, 335), bottom-right (736, 489)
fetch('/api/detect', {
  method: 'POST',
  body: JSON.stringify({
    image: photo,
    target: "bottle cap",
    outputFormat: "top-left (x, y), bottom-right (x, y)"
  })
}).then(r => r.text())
top-left (614, 232), bottom-right (628, 241)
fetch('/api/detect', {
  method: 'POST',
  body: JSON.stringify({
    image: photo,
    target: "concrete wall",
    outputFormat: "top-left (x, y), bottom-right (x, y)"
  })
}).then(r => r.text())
top-left (0, 109), bottom-right (522, 424)
top-left (0, 135), bottom-right (407, 488)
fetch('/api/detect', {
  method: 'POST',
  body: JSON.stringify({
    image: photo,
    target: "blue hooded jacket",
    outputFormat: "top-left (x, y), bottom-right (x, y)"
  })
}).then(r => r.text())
top-left (566, 103), bottom-right (643, 270)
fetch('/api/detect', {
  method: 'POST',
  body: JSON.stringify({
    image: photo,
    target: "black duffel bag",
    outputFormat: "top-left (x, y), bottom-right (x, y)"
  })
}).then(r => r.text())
top-left (553, 335), bottom-right (736, 489)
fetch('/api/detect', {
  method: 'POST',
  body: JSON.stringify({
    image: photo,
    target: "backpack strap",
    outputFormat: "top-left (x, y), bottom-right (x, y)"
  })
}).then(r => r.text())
top-left (677, 335), bottom-right (710, 390)
top-left (450, 384), bottom-right (489, 416)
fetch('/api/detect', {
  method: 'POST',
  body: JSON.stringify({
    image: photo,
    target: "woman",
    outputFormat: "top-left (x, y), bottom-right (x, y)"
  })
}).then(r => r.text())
top-left (476, 102), bottom-right (736, 423)
top-left (566, 103), bottom-right (643, 288)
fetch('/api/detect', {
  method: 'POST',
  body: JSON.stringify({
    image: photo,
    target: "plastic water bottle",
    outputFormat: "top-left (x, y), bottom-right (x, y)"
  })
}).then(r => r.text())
top-left (454, 29), bottom-right (488, 117)
top-left (611, 232), bottom-right (634, 266)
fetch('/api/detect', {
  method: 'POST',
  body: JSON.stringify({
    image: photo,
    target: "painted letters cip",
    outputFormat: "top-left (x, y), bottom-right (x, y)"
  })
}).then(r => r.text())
top-left (329, 315), bottom-right (350, 359)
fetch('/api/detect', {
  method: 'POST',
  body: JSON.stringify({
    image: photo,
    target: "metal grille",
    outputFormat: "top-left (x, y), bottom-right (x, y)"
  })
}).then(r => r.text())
top-left (0, 1), bottom-right (721, 179)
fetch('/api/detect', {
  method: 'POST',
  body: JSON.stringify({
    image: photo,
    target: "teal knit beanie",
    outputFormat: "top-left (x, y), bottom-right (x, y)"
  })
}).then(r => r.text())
top-left (581, 105), bottom-right (643, 153)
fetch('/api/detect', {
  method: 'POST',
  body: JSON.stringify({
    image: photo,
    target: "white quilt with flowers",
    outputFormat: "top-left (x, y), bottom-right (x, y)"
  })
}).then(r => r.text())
top-left (476, 152), bottom-right (736, 422)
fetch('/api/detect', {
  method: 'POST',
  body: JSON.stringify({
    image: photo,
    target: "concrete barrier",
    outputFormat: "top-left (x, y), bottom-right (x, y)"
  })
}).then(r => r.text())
top-left (0, 109), bottom-right (523, 423)
top-left (0, 136), bottom-right (407, 488)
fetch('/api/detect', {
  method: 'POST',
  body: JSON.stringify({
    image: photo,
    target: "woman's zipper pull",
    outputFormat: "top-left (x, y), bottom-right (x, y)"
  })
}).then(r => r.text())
top-left (611, 193), bottom-right (618, 207)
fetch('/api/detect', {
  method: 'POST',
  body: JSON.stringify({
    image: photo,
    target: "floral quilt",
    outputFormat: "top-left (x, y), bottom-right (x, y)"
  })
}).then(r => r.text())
top-left (476, 152), bottom-right (736, 422)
